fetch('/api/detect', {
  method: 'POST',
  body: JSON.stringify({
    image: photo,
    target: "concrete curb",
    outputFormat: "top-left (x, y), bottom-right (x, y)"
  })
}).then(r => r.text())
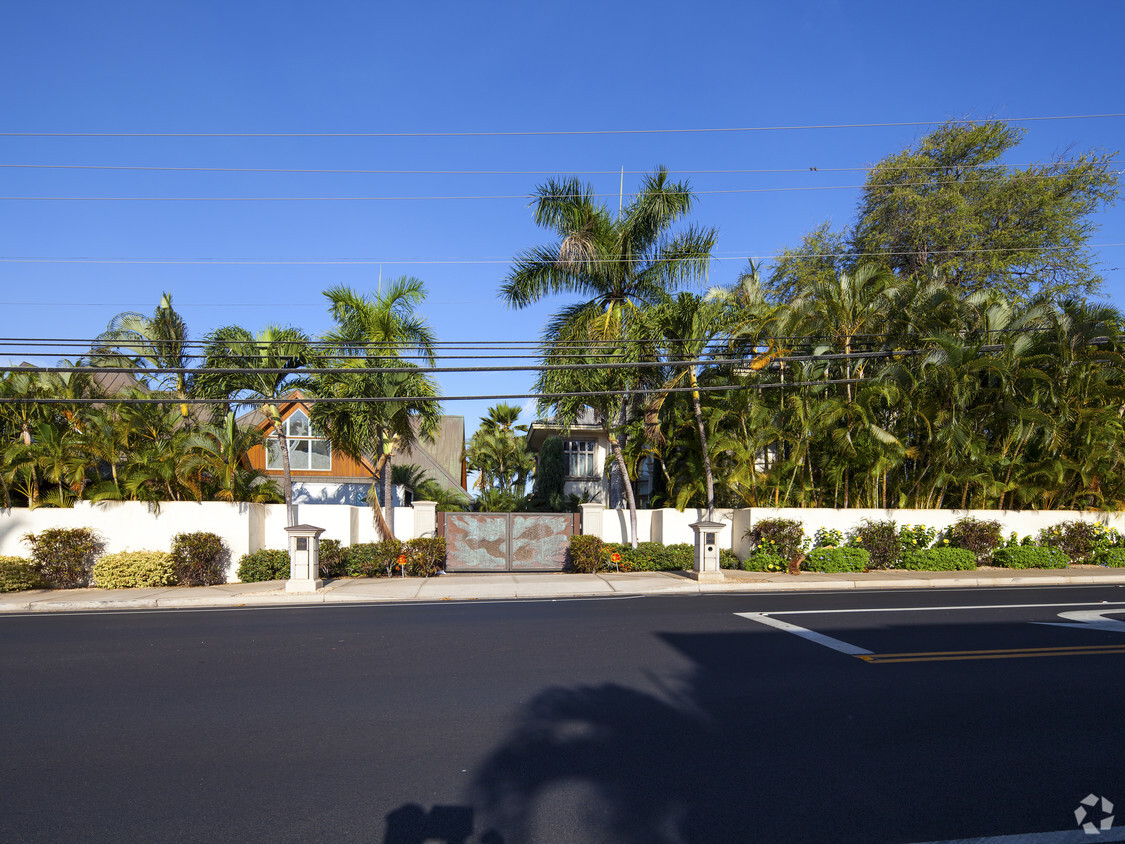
top-left (2, 570), bottom-right (1125, 613)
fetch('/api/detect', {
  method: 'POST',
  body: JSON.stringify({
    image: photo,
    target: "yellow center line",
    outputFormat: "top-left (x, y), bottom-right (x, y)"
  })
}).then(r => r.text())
top-left (860, 644), bottom-right (1125, 664)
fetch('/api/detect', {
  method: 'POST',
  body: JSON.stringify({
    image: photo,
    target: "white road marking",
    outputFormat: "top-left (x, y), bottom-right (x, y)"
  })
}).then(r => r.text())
top-left (909, 828), bottom-right (1125, 842)
top-left (1035, 608), bottom-right (1125, 633)
top-left (736, 601), bottom-right (1125, 656)
top-left (735, 612), bottom-right (873, 655)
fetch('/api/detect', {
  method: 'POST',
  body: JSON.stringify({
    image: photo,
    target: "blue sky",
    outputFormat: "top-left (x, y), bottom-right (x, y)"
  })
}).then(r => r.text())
top-left (2, 0), bottom-right (1123, 437)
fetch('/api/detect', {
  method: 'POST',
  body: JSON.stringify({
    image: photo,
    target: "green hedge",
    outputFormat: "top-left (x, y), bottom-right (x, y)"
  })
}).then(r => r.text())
top-left (991, 546), bottom-right (1069, 569)
top-left (900, 548), bottom-right (976, 571)
top-left (319, 539), bottom-right (347, 578)
top-left (237, 549), bottom-right (290, 582)
top-left (170, 532), bottom-right (228, 586)
top-left (567, 535), bottom-right (605, 573)
top-left (1094, 548), bottom-right (1125, 567)
top-left (804, 547), bottom-right (870, 573)
top-left (23, 527), bottom-right (104, 588)
top-left (0, 556), bottom-right (42, 592)
top-left (92, 551), bottom-right (177, 588)
top-left (345, 541), bottom-right (401, 577)
top-left (403, 537), bottom-right (446, 577)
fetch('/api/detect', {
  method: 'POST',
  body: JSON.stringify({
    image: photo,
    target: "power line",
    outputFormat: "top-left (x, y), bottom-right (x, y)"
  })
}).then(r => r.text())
top-left (3, 161), bottom-right (1110, 175)
top-left (3, 242), bottom-right (1122, 269)
top-left (3, 113), bottom-right (1122, 138)
top-left (0, 172), bottom-right (1102, 201)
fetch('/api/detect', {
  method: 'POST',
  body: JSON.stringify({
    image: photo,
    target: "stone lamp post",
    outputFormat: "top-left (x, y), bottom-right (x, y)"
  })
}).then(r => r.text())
top-left (689, 519), bottom-right (726, 582)
top-left (285, 524), bottom-right (325, 593)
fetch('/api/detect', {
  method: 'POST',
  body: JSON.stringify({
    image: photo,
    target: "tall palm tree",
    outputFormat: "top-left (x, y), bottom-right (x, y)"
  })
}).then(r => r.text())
top-left (501, 167), bottom-right (715, 547)
top-left (87, 292), bottom-right (193, 417)
top-left (309, 278), bottom-right (442, 539)
top-left (196, 325), bottom-right (310, 524)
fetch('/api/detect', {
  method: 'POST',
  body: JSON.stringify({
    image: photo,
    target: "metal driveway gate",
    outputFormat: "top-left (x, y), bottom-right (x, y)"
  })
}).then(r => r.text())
top-left (439, 512), bottom-right (578, 572)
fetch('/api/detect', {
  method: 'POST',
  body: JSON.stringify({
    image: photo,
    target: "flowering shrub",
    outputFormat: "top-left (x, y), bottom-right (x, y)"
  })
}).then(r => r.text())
top-left (567, 535), bottom-right (606, 573)
top-left (898, 524), bottom-right (937, 556)
top-left (812, 527), bottom-right (845, 548)
top-left (741, 551), bottom-right (787, 572)
top-left (746, 519), bottom-right (806, 561)
top-left (92, 550), bottom-right (177, 588)
top-left (1094, 548), bottom-right (1125, 567)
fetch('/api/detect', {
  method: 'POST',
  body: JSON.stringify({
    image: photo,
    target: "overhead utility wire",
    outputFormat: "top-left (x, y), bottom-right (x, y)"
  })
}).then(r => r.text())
top-left (5, 243), bottom-right (1122, 267)
top-left (2, 161), bottom-right (1107, 175)
top-left (0, 378), bottom-right (872, 406)
top-left (4, 113), bottom-right (1122, 138)
top-left (0, 172), bottom-right (1093, 201)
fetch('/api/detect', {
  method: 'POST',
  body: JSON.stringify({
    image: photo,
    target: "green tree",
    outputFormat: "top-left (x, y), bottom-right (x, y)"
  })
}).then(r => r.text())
top-left (851, 121), bottom-right (1119, 300)
top-left (466, 404), bottom-right (535, 498)
top-left (501, 167), bottom-right (715, 547)
top-left (309, 278), bottom-right (442, 539)
top-left (196, 325), bottom-right (310, 524)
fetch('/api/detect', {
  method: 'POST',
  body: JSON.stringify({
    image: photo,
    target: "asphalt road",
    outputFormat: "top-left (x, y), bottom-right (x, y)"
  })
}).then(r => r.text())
top-left (2, 585), bottom-right (1124, 843)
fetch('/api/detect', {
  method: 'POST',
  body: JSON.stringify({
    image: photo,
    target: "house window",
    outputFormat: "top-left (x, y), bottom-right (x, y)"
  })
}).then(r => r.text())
top-left (265, 410), bottom-right (331, 471)
top-left (564, 440), bottom-right (596, 478)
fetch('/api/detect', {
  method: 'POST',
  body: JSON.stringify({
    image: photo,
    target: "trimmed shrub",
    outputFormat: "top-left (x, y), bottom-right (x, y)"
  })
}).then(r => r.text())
top-left (0, 556), bottom-right (42, 592)
top-left (991, 546), bottom-right (1068, 569)
top-left (804, 547), bottom-right (870, 573)
top-left (23, 527), bottom-right (104, 588)
top-left (850, 520), bottom-right (899, 569)
top-left (237, 549), bottom-right (290, 583)
top-left (719, 548), bottom-right (740, 570)
top-left (92, 551), bottom-right (176, 588)
top-left (318, 539), bottom-right (347, 578)
top-left (170, 532), bottom-right (228, 586)
top-left (746, 518), bottom-right (805, 562)
top-left (567, 535), bottom-right (606, 573)
top-left (404, 537), bottom-right (446, 577)
top-left (949, 517), bottom-right (1002, 565)
top-left (604, 542), bottom-right (689, 572)
top-left (1094, 548), bottom-right (1125, 567)
top-left (900, 548), bottom-right (976, 571)
top-left (1038, 520), bottom-right (1100, 563)
top-left (345, 541), bottom-right (401, 577)
top-left (741, 551), bottom-right (787, 572)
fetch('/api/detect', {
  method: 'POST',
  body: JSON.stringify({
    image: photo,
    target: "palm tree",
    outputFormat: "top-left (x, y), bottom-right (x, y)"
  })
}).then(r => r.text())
top-left (501, 167), bottom-right (715, 547)
top-left (196, 325), bottom-right (310, 524)
top-left (466, 404), bottom-right (535, 497)
top-left (87, 292), bottom-right (193, 417)
top-left (309, 278), bottom-right (442, 539)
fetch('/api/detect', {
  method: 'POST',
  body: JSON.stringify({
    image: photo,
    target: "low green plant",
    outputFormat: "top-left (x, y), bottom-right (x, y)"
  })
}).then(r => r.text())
top-left (899, 524), bottom-right (937, 555)
top-left (404, 537), bottom-right (446, 577)
top-left (900, 548), bottom-right (976, 571)
top-left (170, 532), bottom-right (228, 586)
top-left (849, 520), bottom-right (899, 569)
top-left (746, 518), bottom-right (805, 562)
top-left (741, 551), bottom-right (787, 572)
top-left (812, 527), bottom-right (844, 548)
top-left (236, 549), bottom-right (290, 582)
top-left (803, 547), bottom-right (869, 573)
top-left (719, 548), bottom-right (740, 569)
top-left (344, 541), bottom-right (401, 577)
top-left (0, 556), bottom-right (42, 592)
top-left (991, 546), bottom-right (1068, 569)
top-left (318, 539), bottom-right (347, 578)
top-left (567, 535), bottom-right (606, 573)
top-left (1038, 520), bottom-right (1102, 563)
top-left (949, 517), bottom-right (1002, 565)
top-left (1094, 548), bottom-right (1125, 567)
top-left (92, 550), bottom-right (176, 588)
top-left (23, 527), bottom-right (104, 588)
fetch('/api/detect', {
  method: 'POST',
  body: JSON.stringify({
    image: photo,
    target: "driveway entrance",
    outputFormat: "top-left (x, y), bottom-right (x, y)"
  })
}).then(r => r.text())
top-left (439, 512), bottom-right (578, 572)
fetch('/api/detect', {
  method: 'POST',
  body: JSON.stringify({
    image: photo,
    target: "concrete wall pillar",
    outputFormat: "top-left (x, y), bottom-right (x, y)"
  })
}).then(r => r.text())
top-left (580, 503), bottom-right (605, 539)
top-left (412, 501), bottom-right (438, 539)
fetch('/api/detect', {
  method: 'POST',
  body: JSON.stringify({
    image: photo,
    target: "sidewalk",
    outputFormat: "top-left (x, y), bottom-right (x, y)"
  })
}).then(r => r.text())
top-left (2, 565), bottom-right (1125, 613)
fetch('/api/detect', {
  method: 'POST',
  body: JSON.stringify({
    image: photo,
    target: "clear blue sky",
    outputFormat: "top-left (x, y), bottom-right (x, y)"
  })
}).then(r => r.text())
top-left (3, 0), bottom-right (1123, 437)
